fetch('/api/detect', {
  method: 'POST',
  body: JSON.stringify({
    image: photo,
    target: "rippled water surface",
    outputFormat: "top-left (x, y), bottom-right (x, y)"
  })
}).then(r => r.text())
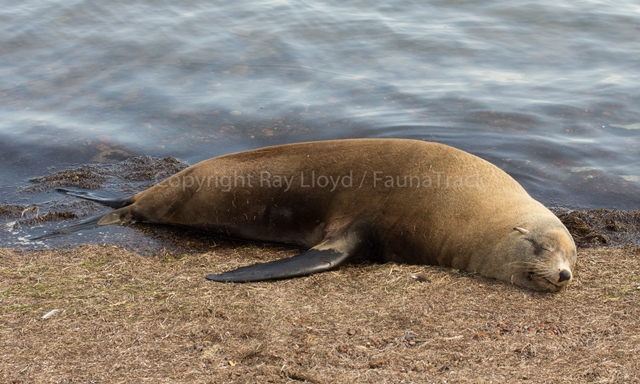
top-left (1, 0), bottom-right (639, 246)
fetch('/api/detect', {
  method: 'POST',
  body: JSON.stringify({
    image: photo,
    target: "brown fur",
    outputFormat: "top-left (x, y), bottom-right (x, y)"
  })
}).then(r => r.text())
top-left (95, 139), bottom-right (576, 291)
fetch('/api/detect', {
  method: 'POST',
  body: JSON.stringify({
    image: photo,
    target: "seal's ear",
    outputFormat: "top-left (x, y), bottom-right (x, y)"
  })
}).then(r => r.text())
top-left (513, 227), bottom-right (529, 234)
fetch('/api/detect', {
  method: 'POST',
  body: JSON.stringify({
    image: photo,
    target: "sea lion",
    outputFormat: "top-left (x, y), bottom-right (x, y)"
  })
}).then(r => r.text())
top-left (41, 139), bottom-right (576, 292)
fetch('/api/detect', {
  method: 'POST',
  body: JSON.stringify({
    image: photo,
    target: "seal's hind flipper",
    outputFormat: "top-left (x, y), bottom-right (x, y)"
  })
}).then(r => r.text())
top-left (205, 248), bottom-right (351, 282)
top-left (31, 205), bottom-right (135, 240)
top-left (56, 188), bottom-right (132, 208)
top-left (31, 188), bottom-right (136, 240)
top-left (30, 214), bottom-right (104, 240)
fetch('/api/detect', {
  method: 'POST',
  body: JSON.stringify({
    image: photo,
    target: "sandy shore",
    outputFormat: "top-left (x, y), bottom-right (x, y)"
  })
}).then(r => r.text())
top-left (1, 243), bottom-right (639, 383)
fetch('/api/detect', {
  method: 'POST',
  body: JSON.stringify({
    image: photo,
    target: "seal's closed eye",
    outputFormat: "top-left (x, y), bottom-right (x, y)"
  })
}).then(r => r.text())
top-left (525, 238), bottom-right (544, 255)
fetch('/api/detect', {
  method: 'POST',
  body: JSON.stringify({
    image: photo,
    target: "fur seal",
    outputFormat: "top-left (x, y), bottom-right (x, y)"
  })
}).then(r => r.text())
top-left (41, 139), bottom-right (576, 292)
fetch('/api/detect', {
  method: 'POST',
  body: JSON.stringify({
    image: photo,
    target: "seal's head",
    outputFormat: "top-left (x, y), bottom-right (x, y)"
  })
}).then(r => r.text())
top-left (505, 222), bottom-right (577, 292)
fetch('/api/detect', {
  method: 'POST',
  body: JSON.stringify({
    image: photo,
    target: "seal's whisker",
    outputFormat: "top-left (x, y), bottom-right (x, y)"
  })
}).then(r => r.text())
top-left (508, 259), bottom-right (570, 283)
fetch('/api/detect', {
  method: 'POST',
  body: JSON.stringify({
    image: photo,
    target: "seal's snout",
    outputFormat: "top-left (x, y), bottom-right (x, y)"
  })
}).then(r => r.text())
top-left (558, 269), bottom-right (572, 283)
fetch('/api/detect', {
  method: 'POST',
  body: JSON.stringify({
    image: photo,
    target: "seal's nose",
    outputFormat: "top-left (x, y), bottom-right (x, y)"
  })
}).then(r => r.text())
top-left (558, 269), bottom-right (572, 283)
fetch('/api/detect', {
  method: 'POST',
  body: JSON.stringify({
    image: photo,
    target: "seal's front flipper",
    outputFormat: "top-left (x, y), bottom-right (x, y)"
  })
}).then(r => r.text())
top-left (56, 188), bottom-right (132, 208)
top-left (205, 248), bottom-right (352, 282)
top-left (206, 227), bottom-right (368, 282)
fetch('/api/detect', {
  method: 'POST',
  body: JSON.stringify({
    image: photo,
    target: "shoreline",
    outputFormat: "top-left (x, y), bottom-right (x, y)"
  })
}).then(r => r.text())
top-left (2, 154), bottom-right (638, 250)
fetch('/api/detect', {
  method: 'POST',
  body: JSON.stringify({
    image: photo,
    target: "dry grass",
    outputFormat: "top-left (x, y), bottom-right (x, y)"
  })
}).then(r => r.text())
top-left (1, 244), bottom-right (639, 383)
